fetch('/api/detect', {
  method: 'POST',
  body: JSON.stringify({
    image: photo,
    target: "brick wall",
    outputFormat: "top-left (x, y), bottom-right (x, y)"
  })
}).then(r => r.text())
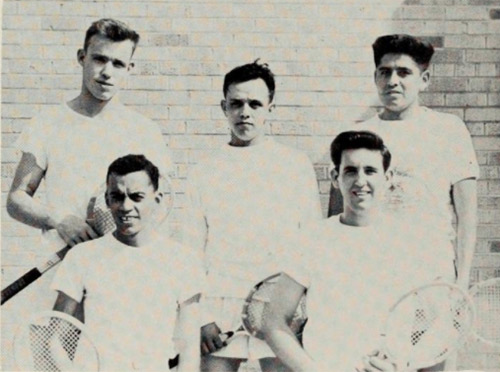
top-left (2, 0), bottom-right (499, 370)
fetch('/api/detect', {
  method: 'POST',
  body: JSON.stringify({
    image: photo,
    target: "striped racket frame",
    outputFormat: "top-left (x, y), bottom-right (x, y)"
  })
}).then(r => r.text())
top-left (241, 273), bottom-right (307, 340)
top-left (469, 278), bottom-right (500, 348)
top-left (13, 311), bottom-right (100, 371)
top-left (382, 282), bottom-right (475, 370)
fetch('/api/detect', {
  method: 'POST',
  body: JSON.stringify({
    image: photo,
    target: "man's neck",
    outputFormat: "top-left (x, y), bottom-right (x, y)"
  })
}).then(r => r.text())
top-left (229, 134), bottom-right (265, 147)
top-left (113, 228), bottom-right (156, 248)
top-left (379, 103), bottom-right (421, 121)
top-left (67, 92), bottom-right (120, 118)
top-left (339, 210), bottom-right (379, 227)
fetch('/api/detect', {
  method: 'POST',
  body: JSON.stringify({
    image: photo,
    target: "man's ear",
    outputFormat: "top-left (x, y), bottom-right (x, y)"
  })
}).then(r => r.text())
top-left (154, 191), bottom-right (163, 204)
top-left (220, 100), bottom-right (228, 117)
top-left (385, 169), bottom-right (394, 189)
top-left (127, 61), bottom-right (135, 71)
top-left (268, 102), bottom-right (276, 113)
top-left (105, 191), bottom-right (110, 207)
top-left (331, 169), bottom-right (340, 189)
top-left (77, 49), bottom-right (86, 67)
top-left (420, 69), bottom-right (430, 91)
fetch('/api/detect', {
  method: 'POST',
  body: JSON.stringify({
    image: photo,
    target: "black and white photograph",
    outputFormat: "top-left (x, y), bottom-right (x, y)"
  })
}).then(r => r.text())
top-left (1, 0), bottom-right (499, 371)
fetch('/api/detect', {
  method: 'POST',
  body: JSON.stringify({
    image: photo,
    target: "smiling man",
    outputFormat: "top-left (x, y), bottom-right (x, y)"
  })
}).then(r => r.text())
top-left (51, 154), bottom-right (203, 371)
top-left (7, 19), bottom-right (172, 260)
top-left (262, 131), bottom-right (452, 372)
top-left (356, 34), bottom-right (479, 291)
top-left (183, 60), bottom-right (321, 372)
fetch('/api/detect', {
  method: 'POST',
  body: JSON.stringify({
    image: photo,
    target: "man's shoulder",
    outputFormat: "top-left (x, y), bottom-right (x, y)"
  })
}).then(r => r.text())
top-left (63, 235), bottom-right (113, 262)
top-left (421, 107), bottom-right (463, 124)
top-left (149, 234), bottom-right (204, 268)
top-left (29, 103), bottom-right (72, 125)
top-left (112, 104), bottom-right (158, 128)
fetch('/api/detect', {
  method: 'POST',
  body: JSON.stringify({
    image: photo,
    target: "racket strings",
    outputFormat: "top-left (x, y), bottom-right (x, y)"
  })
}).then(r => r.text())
top-left (471, 281), bottom-right (500, 344)
top-left (242, 276), bottom-right (307, 339)
top-left (25, 317), bottom-right (82, 371)
top-left (385, 285), bottom-right (474, 369)
top-left (244, 281), bottom-right (276, 336)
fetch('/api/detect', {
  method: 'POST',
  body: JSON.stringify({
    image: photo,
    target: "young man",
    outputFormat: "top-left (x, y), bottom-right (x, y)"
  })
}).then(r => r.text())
top-left (51, 154), bottom-right (203, 371)
top-left (357, 34), bottom-right (479, 289)
top-left (7, 18), bottom-right (172, 254)
top-left (262, 131), bottom-right (453, 372)
top-left (183, 60), bottom-right (322, 372)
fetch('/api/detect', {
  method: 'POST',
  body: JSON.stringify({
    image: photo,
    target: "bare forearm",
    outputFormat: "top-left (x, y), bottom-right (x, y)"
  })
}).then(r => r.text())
top-left (266, 329), bottom-right (316, 372)
top-left (453, 179), bottom-right (477, 287)
top-left (7, 190), bottom-right (57, 230)
top-left (177, 301), bottom-right (201, 372)
top-left (456, 218), bottom-right (477, 287)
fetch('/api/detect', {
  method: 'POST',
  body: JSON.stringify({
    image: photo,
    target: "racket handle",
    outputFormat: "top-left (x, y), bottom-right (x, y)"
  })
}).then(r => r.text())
top-left (168, 355), bottom-right (179, 369)
top-left (1, 268), bottom-right (42, 305)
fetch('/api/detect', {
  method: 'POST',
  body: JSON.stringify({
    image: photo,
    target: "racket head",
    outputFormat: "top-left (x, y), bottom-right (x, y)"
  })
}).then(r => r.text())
top-left (469, 278), bottom-right (500, 348)
top-left (382, 282), bottom-right (475, 370)
top-left (88, 174), bottom-right (174, 236)
top-left (241, 273), bottom-right (307, 340)
top-left (13, 310), bottom-right (99, 371)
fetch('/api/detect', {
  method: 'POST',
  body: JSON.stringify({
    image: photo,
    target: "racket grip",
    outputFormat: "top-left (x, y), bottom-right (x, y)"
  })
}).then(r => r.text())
top-left (1, 268), bottom-right (42, 305)
top-left (168, 355), bottom-right (179, 369)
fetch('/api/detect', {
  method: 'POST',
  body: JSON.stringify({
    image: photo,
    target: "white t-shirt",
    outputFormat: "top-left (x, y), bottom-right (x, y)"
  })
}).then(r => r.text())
top-left (15, 102), bottom-right (173, 249)
top-left (285, 216), bottom-right (454, 371)
top-left (184, 137), bottom-right (322, 298)
top-left (358, 107), bottom-right (479, 258)
top-left (50, 232), bottom-right (204, 371)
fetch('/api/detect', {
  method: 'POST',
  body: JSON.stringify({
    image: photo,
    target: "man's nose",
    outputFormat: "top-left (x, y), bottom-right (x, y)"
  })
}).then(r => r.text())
top-left (239, 103), bottom-right (250, 118)
top-left (121, 197), bottom-right (133, 211)
top-left (354, 172), bottom-right (367, 185)
top-left (387, 71), bottom-right (399, 86)
top-left (100, 62), bottom-right (112, 79)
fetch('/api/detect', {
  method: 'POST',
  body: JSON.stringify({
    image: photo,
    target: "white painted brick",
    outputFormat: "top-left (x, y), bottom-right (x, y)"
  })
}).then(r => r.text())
top-left (146, 3), bottom-right (187, 17)
top-left (446, 6), bottom-right (490, 20)
top-left (3, 15), bottom-right (42, 30)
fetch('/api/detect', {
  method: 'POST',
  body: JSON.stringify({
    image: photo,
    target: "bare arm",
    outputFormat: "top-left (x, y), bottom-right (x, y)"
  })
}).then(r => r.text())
top-left (452, 178), bottom-right (477, 288)
top-left (176, 294), bottom-right (201, 372)
top-left (7, 152), bottom-right (52, 229)
top-left (262, 273), bottom-right (316, 372)
top-left (53, 291), bottom-right (80, 317)
top-left (8, 152), bottom-right (98, 247)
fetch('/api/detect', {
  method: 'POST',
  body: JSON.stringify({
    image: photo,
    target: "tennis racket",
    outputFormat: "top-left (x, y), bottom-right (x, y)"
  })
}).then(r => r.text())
top-left (13, 310), bottom-right (100, 371)
top-left (170, 273), bottom-right (307, 368)
top-left (468, 278), bottom-right (500, 348)
top-left (377, 282), bottom-right (475, 371)
top-left (1, 176), bottom-right (174, 305)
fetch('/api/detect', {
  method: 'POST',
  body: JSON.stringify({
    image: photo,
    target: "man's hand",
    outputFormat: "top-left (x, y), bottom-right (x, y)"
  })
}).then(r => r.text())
top-left (56, 215), bottom-right (99, 247)
top-left (357, 351), bottom-right (399, 372)
top-left (200, 322), bottom-right (226, 355)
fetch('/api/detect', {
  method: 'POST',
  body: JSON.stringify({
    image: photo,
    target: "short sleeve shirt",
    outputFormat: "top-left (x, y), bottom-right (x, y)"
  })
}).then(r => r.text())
top-left (50, 233), bottom-right (204, 370)
top-left (15, 103), bottom-right (173, 248)
top-left (284, 216), bottom-right (454, 371)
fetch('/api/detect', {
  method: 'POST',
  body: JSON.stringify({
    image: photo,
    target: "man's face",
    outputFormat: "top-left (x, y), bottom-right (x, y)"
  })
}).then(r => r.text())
top-left (79, 35), bottom-right (135, 102)
top-left (333, 149), bottom-right (390, 224)
top-left (106, 171), bottom-right (159, 243)
top-left (221, 79), bottom-right (274, 146)
top-left (374, 53), bottom-right (429, 117)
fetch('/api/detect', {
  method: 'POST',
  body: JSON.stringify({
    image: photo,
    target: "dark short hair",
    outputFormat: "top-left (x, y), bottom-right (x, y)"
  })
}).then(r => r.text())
top-left (330, 131), bottom-right (391, 173)
top-left (84, 18), bottom-right (140, 55)
top-left (372, 34), bottom-right (434, 70)
top-left (223, 59), bottom-right (276, 102)
top-left (106, 154), bottom-right (159, 191)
